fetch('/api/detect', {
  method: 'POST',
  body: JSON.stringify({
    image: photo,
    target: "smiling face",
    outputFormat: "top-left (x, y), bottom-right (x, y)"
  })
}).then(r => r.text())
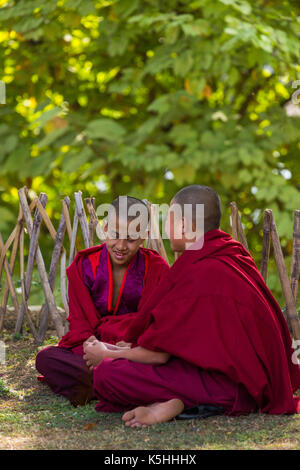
top-left (104, 216), bottom-right (145, 268)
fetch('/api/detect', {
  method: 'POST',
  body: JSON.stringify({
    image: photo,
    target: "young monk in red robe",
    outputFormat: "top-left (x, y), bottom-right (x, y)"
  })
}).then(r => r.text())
top-left (35, 196), bottom-right (169, 405)
top-left (83, 185), bottom-right (300, 427)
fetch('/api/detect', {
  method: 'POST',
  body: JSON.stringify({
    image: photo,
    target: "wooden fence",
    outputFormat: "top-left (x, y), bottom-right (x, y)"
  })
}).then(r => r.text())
top-left (0, 187), bottom-right (300, 344)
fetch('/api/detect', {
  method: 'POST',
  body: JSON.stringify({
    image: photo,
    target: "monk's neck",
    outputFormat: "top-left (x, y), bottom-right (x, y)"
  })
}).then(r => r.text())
top-left (111, 262), bottom-right (128, 275)
top-left (109, 253), bottom-right (134, 273)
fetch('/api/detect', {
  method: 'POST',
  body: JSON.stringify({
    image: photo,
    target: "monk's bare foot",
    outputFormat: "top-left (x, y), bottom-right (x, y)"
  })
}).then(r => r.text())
top-left (122, 399), bottom-right (184, 428)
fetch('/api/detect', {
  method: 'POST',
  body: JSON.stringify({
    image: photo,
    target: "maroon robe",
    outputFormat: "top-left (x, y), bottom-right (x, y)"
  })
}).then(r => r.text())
top-left (35, 244), bottom-right (169, 401)
top-left (58, 243), bottom-right (169, 351)
top-left (93, 229), bottom-right (300, 415)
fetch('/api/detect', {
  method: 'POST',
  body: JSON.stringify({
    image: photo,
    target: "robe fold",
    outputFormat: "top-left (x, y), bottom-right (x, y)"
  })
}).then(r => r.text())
top-left (120, 229), bottom-right (300, 415)
top-left (58, 243), bottom-right (170, 350)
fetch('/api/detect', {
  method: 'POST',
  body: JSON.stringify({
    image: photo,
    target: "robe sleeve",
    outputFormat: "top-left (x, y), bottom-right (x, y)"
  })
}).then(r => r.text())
top-left (58, 256), bottom-right (102, 349)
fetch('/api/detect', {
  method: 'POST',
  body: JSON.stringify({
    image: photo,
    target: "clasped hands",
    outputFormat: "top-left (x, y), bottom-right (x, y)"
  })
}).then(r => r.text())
top-left (83, 336), bottom-right (131, 371)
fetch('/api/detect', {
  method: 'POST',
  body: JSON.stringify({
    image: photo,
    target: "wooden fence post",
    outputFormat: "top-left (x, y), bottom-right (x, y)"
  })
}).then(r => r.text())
top-left (16, 188), bottom-right (64, 338)
top-left (15, 192), bottom-right (48, 334)
top-left (230, 202), bottom-right (249, 250)
top-left (260, 209), bottom-right (272, 282)
top-left (230, 202), bottom-right (239, 241)
top-left (36, 197), bottom-right (70, 343)
top-left (290, 210), bottom-right (300, 303)
top-left (0, 232), bottom-right (20, 332)
top-left (269, 210), bottom-right (300, 340)
top-left (75, 191), bottom-right (90, 249)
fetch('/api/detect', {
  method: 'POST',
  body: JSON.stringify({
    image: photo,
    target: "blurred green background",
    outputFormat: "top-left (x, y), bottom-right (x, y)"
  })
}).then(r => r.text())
top-left (1, 0), bottom-right (300, 309)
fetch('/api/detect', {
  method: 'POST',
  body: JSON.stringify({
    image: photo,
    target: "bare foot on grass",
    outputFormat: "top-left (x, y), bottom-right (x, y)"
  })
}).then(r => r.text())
top-left (122, 399), bottom-right (184, 428)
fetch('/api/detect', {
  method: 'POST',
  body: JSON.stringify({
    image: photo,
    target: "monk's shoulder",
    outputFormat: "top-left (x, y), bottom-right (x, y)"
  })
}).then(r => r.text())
top-left (76, 243), bottom-right (105, 258)
top-left (140, 247), bottom-right (170, 269)
top-left (190, 256), bottom-right (242, 296)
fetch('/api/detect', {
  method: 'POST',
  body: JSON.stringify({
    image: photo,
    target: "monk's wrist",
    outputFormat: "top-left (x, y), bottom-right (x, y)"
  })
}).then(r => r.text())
top-left (104, 349), bottom-right (127, 360)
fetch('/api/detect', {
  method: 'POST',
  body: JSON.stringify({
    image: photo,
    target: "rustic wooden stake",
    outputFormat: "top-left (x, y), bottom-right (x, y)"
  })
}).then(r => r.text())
top-left (35, 198), bottom-right (57, 240)
top-left (62, 199), bottom-right (73, 244)
top-left (16, 188), bottom-right (64, 338)
top-left (230, 202), bottom-right (249, 250)
top-left (15, 192), bottom-right (48, 334)
top-left (0, 213), bottom-right (21, 331)
top-left (85, 196), bottom-right (98, 247)
top-left (269, 210), bottom-right (300, 340)
top-left (19, 227), bottom-right (38, 339)
top-left (237, 215), bottom-right (249, 251)
top-left (0, 201), bottom-right (38, 332)
top-left (75, 191), bottom-right (90, 249)
top-left (36, 197), bottom-right (70, 343)
top-left (69, 205), bottom-right (79, 266)
top-left (230, 202), bottom-right (239, 241)
top-left (0, 201), bottom-right (36, 280)
top-left (0, 232), bottom-right (20, 331)
top-left (290, 210), bottom-right (300, 303)
top-left (60, 249), bottom-right (69, 332)
top-left (260, 209), bottom-right (272, 282)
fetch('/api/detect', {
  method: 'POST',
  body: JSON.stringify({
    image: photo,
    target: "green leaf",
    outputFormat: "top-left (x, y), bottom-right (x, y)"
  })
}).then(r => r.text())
top-left (2, 144), bottom-right (29, 174)
top-left (219, 0), bottom-right (252, 15)
top-left (113, 0), bottom-right (139, 19)
top-left (62, 147), bottom-right (93, 173)
top-left (181, 19), bottom-right (211, 37)
top-left (37, 127), bottom-right (70, 148)
top-left (107, 37), bottom-right (129, 57)
top-left (188, 77), bottom-right (206, 96)
top-left (4, 135), bottom-right (18, 154)
top-left (27, 152), bottom-right (54, 177)
top-left (173, 50), bottom-right (194, 77)
top-left (85, 119), bottom-right (125, 142)
top-left (34, 107), bottom-right (62, 127)
top-left (14, 17), bottom-right (44, 33)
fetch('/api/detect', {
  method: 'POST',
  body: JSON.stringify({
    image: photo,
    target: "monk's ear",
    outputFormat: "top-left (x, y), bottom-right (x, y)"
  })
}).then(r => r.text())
top-left (138, 229), bottom-right (148, 246)
top-left (142, 226), bottom-right (150, 242)
top-left (103, 220), bottom-right (108, 233)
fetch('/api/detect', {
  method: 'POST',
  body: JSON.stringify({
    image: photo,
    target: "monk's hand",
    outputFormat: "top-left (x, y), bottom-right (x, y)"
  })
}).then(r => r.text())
top-left (84, 335), bottom-right (97, 344)
top-left (83, 336), bottom-right (97, 350)
top-left (116, 341), bottom-right (132, 349)
top-left (83, 340), bottom-right (108, 370)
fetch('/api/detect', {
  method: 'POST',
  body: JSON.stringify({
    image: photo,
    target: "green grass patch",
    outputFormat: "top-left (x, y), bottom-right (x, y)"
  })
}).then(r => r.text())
top-left (0, 336), bottom-right (299, 450)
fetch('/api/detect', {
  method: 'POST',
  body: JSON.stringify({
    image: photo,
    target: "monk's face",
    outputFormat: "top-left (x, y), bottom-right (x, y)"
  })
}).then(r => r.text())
top-left (165, 201), bottom-right (186, 252)
top-left (104, 216), bottom-right (145, 267)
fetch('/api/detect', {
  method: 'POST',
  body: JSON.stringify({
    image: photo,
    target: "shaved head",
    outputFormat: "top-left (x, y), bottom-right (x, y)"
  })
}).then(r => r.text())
top-left (107, 195), bottom-right (150, 238)
top-left (172, 185), bottom-right (222, 233)
top-left (108, 196), bottom-right (149, 224)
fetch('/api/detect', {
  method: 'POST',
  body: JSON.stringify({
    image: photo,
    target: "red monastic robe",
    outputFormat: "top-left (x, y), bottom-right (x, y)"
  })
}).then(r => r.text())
top-left (58, 243), bottom-right (170, 352)
top-left (36, 244), bottom-right (169, 401)
top-left (106, 228), bottom-right (300, 415)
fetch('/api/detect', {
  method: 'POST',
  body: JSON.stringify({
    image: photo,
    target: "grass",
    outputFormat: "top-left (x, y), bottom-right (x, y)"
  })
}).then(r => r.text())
top-left (0, 334), bottom-right (300, 450)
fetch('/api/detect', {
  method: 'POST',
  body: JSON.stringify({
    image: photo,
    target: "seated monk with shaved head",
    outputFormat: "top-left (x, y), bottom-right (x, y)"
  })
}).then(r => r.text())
top-left (82, 185), bottom-right (300, 427)
top-left (35, 196), bottom-right (169, 404)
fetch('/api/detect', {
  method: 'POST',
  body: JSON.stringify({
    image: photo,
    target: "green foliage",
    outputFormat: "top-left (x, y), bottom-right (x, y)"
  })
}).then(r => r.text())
top-left (0, 0), bottom-right (300, 303)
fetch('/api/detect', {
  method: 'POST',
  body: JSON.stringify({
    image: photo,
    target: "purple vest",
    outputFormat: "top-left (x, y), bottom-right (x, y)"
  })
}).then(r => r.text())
top-left (81, 244), bottom-right (146, 317)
